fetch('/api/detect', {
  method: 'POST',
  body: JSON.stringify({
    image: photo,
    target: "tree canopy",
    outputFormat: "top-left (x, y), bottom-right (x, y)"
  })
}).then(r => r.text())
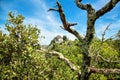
top-left (0, 0), bottom-right (120, 79)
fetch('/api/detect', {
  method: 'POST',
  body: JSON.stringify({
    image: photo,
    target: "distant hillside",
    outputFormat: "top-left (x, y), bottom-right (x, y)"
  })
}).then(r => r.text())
top-left (41, 45), bottom-right (48, 49)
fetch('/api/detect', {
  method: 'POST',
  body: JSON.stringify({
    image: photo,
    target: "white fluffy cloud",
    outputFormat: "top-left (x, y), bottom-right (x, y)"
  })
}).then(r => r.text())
top-left (25, 0), bottom-right (120, 45)
top-left (24, 0), bottom-right (76, 45)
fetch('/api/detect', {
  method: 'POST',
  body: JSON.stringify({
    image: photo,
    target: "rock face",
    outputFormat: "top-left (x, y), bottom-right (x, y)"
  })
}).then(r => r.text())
top-left (54, 35), bottom-right (63, 44)
top-left (48, 35), bottom-right (63, 49)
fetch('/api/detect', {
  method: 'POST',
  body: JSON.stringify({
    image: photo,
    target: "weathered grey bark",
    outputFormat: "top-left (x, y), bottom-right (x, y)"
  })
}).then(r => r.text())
top-left (90, 67), bottom-right (120, 74)
top-left (48, 0), bottom-right (120, 80)
top-left (76, 0), bottom-right (120, 79)
top-left (41, 48), bottom-right (120, 74)
top-left (41, 49), bottom-right (80, 72)
top-left (48, 2), bottom-right (83, 42)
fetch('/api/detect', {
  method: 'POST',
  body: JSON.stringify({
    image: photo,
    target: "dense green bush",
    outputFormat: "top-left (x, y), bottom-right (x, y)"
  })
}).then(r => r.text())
top-left (0, 12), bottom-right (119, 80)
top-left (0, 12), bottom-right (41, 79)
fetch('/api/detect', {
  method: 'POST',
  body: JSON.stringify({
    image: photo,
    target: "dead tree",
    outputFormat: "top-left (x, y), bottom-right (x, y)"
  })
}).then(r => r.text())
top-left (48, 0), bottom-right (120, 80)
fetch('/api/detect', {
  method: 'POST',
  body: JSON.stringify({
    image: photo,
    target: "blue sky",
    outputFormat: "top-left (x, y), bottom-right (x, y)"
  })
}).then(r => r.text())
top-left (0, 0), bottom-right (120, 45)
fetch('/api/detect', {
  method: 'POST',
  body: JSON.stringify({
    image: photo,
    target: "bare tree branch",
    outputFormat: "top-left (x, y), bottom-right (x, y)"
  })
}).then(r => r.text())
top-left (90, 23), bottom-right (120, 65)
top-left (48, 1), bottom-right (83, 42)
top-left (76, 0), bottom-right (96, 45)
top-left (48, 8), bottom-right (58, 12)
top-left (101, 23), bottom-right (112, 42)
top-left (90, 24), bottom-right (112, 56)
top-left (49, 51), bottom-right (78, 71)
top-left (90, 67), bottom-right (120, 74)
top-left (68, 23), bottom-right (77, 27)
top-left (48, 0), bottom-right (120, 80)
top-left (40, 49), bottom-right (120, 75)
top-left (76, 0), bottom-right (96, 44)
top-left (75, 0), bottom-right (88, 10)
top-left (96, 0), bottom-right (120, 19)
top-left (41, 49), bottom-right (81, 73)
top-left (97, 54), bottom-right (120, 64)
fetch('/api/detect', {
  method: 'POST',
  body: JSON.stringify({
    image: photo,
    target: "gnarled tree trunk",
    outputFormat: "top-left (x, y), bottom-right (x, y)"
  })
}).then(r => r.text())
top-left (48, 0), bottom-right (120, 80)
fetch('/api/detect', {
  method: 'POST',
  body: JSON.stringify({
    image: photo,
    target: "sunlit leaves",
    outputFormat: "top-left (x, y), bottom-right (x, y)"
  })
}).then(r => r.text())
top-left (8, 12), bottom-right (24, 24)
top-left (0, 11), bottom-right (120, 79)
top-left (0, 12), bottom-right (41, 79)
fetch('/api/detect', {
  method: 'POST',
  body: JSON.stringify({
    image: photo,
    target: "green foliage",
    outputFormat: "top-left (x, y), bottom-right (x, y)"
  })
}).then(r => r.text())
top-left (47, 39), bottom-right (82, 79)
top-left (49, 39), bottom-right (82, 66)
top-left (0, 12), bottom-right (120, 80)
top-left (0, 12), bottom-right (81, 80)
top-left (112, 30), bottom-right (120, 53)
top-left (89, 73), bottom-right (107, 80)
top-left (48, 36), bottom-right (120, 80)
top-left (0, 12), bottom-right (41, 79)
top-left (63, 35), bottom-right (68, 41)
top-left (90, 38), bottom-right (120, 79)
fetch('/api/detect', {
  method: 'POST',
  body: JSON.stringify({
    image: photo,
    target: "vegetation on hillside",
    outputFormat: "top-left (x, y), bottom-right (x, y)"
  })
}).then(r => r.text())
top-left (0, 5), bottom-right (120, 80)
top-left (48, 0), bottom-right (120, 80)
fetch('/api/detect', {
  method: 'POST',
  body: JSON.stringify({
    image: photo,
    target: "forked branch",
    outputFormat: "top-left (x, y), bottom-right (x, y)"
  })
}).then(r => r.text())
top-left (76, 0), bottom-right (88, 10)
top-left (48, 0), bottom-right (120, 79)
top-left (96, 0), bottom-right (120, 19)
top-left (41, 49), bottom-right (81, 73)
top-left (97, 54), bottom-right (120, 64)
top-left (40, 49), bottom-right (120, 75)
top-left (48, 1), bottom-right (83, 42)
